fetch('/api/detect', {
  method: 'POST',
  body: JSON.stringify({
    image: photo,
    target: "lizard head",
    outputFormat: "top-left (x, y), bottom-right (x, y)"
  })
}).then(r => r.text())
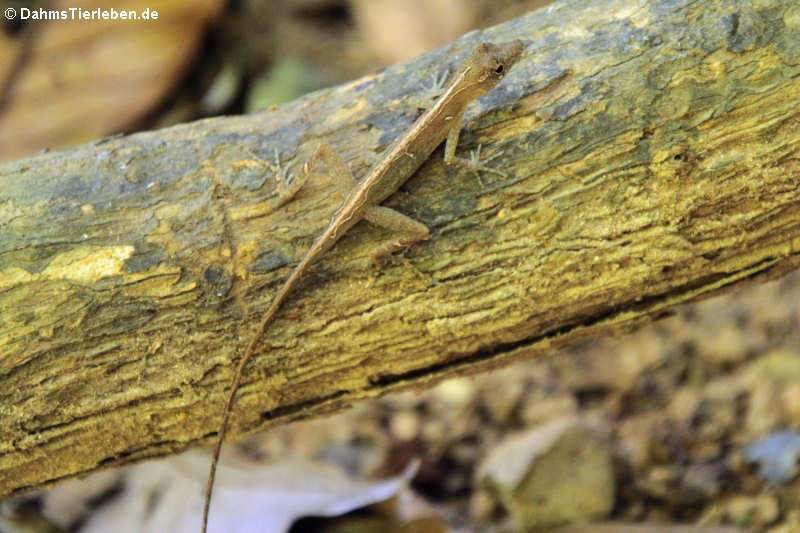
top-left (457, 40), bottom-right (524, 99)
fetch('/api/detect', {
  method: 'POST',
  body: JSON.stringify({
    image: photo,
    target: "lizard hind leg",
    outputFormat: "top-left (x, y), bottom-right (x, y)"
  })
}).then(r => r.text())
top-left (305, 143), bottom-right (357, 197)
top-left (364, 205), bottom-right (430, 266)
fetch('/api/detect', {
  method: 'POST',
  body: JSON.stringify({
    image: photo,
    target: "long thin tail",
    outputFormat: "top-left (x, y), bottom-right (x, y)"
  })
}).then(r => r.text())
top-left (201, 256), bottom-right (313, 533)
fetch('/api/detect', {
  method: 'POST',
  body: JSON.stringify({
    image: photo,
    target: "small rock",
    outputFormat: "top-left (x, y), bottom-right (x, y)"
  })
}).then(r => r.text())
top-left (482, 378), bottom-right (525, 424)
top-left (678, 462), bottom-right (725, 503)
top-left (745, 349), bottom-right (800, 383)
top-left (698, 494), bottom-right (780, 528)
top-left (432, 377), bottom-right (475, 407)
top-left (667, 386), bottom-right (703, 423)
top-left (618, 412), bottom-right (661, 470)
top-left (724, 494), bottom-right (780, 527)
top-left (638, 465), bottom-right (675, 501)
top-left (697, 322), bottom-right (748, 365)
top-left (781, 383), bottom-right (800, 426)
top-left (475, 416), bottom-right (615, 530)
top-left (767, 509), bottom-right (800, 533)
top-left (518, 394), bottom-right (578, 427)
top-left (745, 383), bottom-right (784, 437)
top-left (390, 410), bottom-right (420, 441)
top-left (469, 489), bottom-right (497, 522)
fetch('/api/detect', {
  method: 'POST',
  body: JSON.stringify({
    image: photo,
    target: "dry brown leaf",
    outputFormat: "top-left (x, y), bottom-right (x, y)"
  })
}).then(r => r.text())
top-left (0, 0), bottom-right (224, 163)
top-left (66, 451), bottom-right (418, 533)
top-left (349, 0), bottom-right (476, 64)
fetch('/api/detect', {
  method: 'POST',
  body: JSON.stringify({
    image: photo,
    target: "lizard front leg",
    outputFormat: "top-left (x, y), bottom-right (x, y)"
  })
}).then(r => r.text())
top-left (443, 110), bottom-right (508, 184)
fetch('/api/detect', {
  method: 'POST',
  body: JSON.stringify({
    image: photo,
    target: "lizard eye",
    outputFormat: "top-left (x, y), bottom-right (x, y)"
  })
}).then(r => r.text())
top-left (495, 65), bottom-right (504, 74)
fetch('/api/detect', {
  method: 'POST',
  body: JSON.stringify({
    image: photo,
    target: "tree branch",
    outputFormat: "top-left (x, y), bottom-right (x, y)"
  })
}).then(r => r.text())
top-left (1, 0), bottom-right (799, 496)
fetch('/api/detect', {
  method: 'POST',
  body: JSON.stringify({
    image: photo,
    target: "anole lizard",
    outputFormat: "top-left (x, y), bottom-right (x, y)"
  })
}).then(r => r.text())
top-left (202, 39), bottom-right (524, 533)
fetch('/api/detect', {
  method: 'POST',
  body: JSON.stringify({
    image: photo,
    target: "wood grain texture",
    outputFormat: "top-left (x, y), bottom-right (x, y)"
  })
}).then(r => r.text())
top-left (1, 0), bottom-right (799, 496)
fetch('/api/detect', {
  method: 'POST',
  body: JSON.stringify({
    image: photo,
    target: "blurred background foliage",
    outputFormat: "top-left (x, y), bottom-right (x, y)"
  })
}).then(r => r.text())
top-left (0, 0), bottom-right (551, 162)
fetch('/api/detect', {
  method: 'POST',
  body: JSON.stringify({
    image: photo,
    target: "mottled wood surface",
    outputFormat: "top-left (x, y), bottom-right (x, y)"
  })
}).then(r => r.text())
top-left (1, 0), bottom-right (799, 496)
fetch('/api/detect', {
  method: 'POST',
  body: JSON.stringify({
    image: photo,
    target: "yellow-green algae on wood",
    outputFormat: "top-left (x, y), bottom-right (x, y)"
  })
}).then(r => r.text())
top-left (0, 245), bottom-right (134, 289)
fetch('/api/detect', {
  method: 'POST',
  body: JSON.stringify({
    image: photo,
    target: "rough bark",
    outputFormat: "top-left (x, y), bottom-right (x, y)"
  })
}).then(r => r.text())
top-left (1, 0), bottom-right (799, 496)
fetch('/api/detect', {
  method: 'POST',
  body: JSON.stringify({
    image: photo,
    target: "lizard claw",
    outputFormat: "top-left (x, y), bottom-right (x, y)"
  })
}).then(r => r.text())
top-left (427, 69), bottom-right (450, 93)
top-left (409, 70), bottom-right (451, 110)
top-left (267, 148), bottom-right (299, 198)
top-left (267, 148), bottom-right (312, 206)
top-left (450, 144), bottom-right (509, 186)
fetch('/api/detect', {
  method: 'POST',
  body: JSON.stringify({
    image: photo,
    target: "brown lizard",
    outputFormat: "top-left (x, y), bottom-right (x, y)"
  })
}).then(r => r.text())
top-left (202, 39), bottom-right (524, 532)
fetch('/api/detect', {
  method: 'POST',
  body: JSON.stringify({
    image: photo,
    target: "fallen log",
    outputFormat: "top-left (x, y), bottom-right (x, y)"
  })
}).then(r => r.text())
top-left (1, 0), bottom-right (799, 496)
